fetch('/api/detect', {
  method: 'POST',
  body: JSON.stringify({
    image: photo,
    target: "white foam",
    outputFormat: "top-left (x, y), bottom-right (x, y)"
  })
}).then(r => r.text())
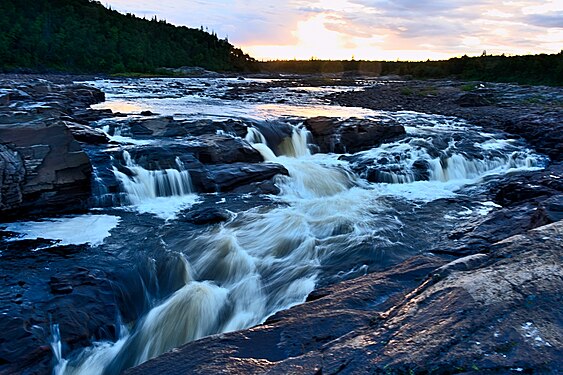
top-left (5, 215), bottom-right (120, 247)
top-left (121, 195), bottom-right (200, 221)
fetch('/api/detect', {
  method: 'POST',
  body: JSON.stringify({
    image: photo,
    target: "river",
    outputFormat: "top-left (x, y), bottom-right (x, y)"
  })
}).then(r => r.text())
top-left (4, 77), bottom-right (545, 374)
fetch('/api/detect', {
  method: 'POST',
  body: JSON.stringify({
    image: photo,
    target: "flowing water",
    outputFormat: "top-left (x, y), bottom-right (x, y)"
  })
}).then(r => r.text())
top-left (9, 77), bottom-right (544, 374)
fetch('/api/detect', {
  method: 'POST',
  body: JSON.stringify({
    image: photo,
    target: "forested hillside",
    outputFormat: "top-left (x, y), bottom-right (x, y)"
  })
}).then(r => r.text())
top-left (0, 0), bottom-right (257, 73)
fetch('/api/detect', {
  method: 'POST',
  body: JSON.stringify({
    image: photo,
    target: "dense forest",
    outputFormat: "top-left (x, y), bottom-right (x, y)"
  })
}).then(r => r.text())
top-left (260, 53), bottom-right (563, 86)
top-left (0, 0), bottom-right (257, 73)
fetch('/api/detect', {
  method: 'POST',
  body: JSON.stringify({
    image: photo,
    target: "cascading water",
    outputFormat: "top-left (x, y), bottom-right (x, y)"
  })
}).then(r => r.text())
top-left (349, 130), bottom-right (544, 185)
top-left (50, 79), bottom-right (549, 375)
top-left (111, 151), bottom-right (198, 219)
top-left (113, 151), bottom-right (194, 201)
top-left (57, 124), bottom-right (404, 375)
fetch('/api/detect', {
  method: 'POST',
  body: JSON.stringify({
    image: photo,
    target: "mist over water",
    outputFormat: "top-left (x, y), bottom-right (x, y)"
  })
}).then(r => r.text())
top-left (50, 78), bottom-right (546, 374)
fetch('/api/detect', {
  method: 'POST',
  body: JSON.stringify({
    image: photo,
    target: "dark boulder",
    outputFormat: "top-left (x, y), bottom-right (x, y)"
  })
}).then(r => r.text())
top-left (65, 122), bottom-right (110, 144)
top-left (121, 117), bottom-right (250, 139)
top-left (0, 267), bottom-right (119, 375)
top-left (202, 163), bottom-right (288, 193)
top-left (187, 135), bottom-right (263, 164)
top-left (252, 121), bottom-right (295, 155)
top-left (493, 162), bottom-right (563, 207)
top-left (304, 116), bottom-right (405, 153)
top-left (182, 119), bottom-right (249, 138)
top-left (122, 136), bottom-right (263, 167)
top-left (0, 119), bottom-right (92, 218)
top-left (127, 116), bottom-right (176, 137)
top-left (501, 117), bottom-right (563, 162)
top-left (180, 206), bottom-right (232, 225)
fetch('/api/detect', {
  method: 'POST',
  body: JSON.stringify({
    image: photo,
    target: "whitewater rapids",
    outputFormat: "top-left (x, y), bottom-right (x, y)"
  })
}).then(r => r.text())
top-left (54, 118), bottom-right (544, 374)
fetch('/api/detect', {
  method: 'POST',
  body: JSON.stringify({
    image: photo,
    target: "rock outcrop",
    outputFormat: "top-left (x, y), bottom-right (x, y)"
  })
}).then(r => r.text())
top-left (304, 116), bottom-right (406, 153)
top-left (127, 221), bottom-right (563, 374)
top-left (0, 78), bottom-right (111, 218)
top-left (0, 118), bottom-right (92, 218)
top-left (113, 117), bottom-right (249, 139)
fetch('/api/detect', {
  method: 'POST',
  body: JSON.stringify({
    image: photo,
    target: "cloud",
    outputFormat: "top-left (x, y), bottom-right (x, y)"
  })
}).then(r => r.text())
top-left (103, 0), bottom-right (563, 60)
top-left (525, 12), bottom-right (563, 28)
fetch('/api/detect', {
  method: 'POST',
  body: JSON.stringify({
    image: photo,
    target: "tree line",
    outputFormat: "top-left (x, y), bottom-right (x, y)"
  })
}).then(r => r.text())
top-left (260, 53), bottom-right (563, 86)
top-left (0, 0), bottom-right (257, 73)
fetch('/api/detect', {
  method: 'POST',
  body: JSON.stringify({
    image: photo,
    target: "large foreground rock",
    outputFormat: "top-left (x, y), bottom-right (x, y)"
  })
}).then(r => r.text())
top-left (127, 221), bottom-right (563, 374)
top-left (0, 118), bottom-right (92, 218)
top-left (304, 116), bottom-right (405, 153)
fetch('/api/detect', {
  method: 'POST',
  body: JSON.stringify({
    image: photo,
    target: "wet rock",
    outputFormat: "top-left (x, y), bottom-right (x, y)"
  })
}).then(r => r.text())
top-left (0, 144), bottom-right (25, 211)
top-left (127, 222), bottom-right (563, 375)
top-left (121, 117), bottom-right (250, 139)
top-left (493, 162), bottom-right (563, 206)
top-left (126, 116), bottom-right (174, 137)
top-left (188, 135), bottom-right (263, 164)
top-left (184, 119), bottom-right (248, 138)
top-left (252, 121), bottom-right (294, 155)
top-left (202, 163), bottom-right (288, 193)
top-left (0, 119), bottom-right (92, 218)
top-left (542, 195), bottom-right (563, 222)
top-left (65, 122), bottom-right (110, 144)
top-left (181, 207), bottom-right (232, 225)
top-left (49, 276), bottom-right (74, 294)
top-left (0, 315), bottom-right (52, 375)
top-left (231, 179), bottom-right (281, 195)
top-left (0, 267), bottom-right (119, 375)
top-left (304, 116), bottom-right (405, 153)
top-left (502, 117), bottom-right (563, 162)
top-left (120, 134), bottom-right (262, 165)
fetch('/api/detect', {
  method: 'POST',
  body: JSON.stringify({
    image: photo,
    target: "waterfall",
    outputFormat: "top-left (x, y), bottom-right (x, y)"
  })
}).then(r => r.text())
top-left (277, 126), bottom-right (311, 158)
top-left (353, 137), bottom-right (544, 185)
top-left (428, 151), bottom-right (539, 182)
top-left (246, 124), bottom-right (356, 198)
top-left (112, 151), bottom-right (198, 219)
top-left (113, 151), bottom-right (194, 203)
top-left (245, 127), bottom-right (267, 144)
top-left (51, 324), bottom-right (68, 374)
top-left (245, 123), bottom-right (311, 158)
top-left (90, 166), bottom-right (120, 207)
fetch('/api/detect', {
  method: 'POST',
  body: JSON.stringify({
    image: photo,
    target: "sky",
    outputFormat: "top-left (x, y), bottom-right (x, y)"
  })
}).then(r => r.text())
top-left (103, 0), bottom-right (563, 61)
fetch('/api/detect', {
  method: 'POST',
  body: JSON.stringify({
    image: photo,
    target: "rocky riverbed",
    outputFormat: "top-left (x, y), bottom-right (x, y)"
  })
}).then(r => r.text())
top-left (0, 74), bottom-right (561, 374)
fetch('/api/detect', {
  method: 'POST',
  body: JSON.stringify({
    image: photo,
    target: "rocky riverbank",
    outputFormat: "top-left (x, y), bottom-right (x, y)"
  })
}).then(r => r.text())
top-left (329, 79), bottom-right (563, 163)
top-left (0, 75), bottom-right (561, 374)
